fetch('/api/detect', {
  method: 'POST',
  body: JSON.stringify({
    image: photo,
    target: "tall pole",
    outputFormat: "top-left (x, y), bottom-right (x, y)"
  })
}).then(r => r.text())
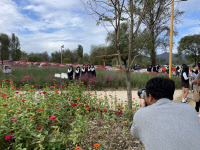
top-left (61, 46), bottom-right (62, 64)
top-left (169, 0), bottom-right (174, 79)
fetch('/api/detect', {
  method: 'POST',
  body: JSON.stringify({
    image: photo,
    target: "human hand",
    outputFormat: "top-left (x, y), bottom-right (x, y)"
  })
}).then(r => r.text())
top-left (192, 80), bottom-right (197, 84)
top-left (141, 100), bottom-right (146, 108)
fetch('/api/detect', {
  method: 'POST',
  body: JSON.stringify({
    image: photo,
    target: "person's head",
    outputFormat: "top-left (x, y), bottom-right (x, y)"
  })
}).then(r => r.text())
top-left (91, 65), bottom-right (94, 68)
top-left (77, 66), bottom-right (80, 70)
top-left (70, 66), bottom-right (73, 70)
top-left (177, 64), bottom-right (180, 66)
top-left (145, 77), bottom-right (175, 106)
top-left (182, 64), bottom-right (189, 73)
top-left (82, 64), bottom-right (85, 68)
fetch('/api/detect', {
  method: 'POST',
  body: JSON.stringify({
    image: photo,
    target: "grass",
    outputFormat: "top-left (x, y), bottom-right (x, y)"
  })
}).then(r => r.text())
top-left (0, 66), bottom-right (182, 89)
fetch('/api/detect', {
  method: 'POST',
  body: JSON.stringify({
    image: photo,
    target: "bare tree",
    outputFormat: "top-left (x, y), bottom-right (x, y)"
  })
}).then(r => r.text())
top-left (81, 0), bottom-right (172, 110)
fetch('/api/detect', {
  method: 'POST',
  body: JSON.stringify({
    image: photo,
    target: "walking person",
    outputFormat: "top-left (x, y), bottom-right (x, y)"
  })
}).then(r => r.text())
top-left (181, 64), bottom-right (189, 103)
top-left (176, 64), bottom-right (181, 77)
top-left (192, 62), bottom-right (200, 117)
top-left (75, 66), bottom-right (80, 80)
top-left (68, 66), bottom-right (74, 81)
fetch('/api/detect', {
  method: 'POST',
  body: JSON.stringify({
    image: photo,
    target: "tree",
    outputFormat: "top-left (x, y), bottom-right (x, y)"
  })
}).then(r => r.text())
top-left (89, 45), bottom-right (107, 65)
top-left (82, 0), bottom-right (169, 110)
top-left (177, 34), bottom-right (200, 65)
top-left (77, 45), bottom-right (83, 59)
top-left (83, 53), bottom-right (90, 64)
top-left (10, 33), bottom-right (21, 61)
top-left (0, 33), bottom-right (10, 65)
top-left (139, 0), bottom-right (183, 66)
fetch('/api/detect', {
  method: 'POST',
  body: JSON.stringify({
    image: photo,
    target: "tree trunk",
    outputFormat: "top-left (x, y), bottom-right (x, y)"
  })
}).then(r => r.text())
top-left (195, 53), bottom-right (197, 66)
top-left (126, 70), bottom-right (132, 110)
top-left (151, 29), bottom-right (156, 66)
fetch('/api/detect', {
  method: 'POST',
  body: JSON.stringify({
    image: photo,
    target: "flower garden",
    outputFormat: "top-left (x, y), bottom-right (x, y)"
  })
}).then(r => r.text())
top-left (0, 77), bottom-right (144, 150)
top-left (0, 63), bottom-right (182, 149)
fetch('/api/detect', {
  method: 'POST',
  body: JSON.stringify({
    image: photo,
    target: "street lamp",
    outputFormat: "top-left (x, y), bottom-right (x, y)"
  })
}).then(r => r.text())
top-left (169, 0), bottom-right (187, 79)
top-left (61, 45), bottom-right (64, 64)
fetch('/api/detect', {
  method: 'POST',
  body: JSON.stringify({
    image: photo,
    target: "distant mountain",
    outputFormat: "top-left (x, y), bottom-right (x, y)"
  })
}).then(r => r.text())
top-left (156, 52), bottom-right (186, 65)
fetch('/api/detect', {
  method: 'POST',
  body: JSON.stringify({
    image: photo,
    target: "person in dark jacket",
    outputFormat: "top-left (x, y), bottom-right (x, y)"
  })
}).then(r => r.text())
top-left (90, 65), bottom-right (96, 77)
top-left (181, 64), bottom-right (189, 103)
top-left (87, 64), bottom-right (91, 78)
top-left (68, 66), bottom-right (74, 81)
top-left (147, 65), bottom-right (152, 72)
top-left (153, 66), bottom-right (157, 72)
top-left (75, 66), bottom-right (80, 80)
top-left (176, 64), bottom-right (181, 77)
top-left (81, 64), bottom-right (87, 76)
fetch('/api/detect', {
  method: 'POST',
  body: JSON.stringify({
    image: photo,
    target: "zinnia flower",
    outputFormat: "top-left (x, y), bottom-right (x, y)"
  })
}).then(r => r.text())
top-left (50, 116), bottom-right (56, 120)
top-left (27, 108), bottom-right (31, 111)
top-left (75, 146), bottom-right (82, 150)
top-left (36, 126), bottom-right (42, 130)
top-left (85, 105), bottom-right (89, 107)
top-left (120, 107), bottom-right (124, 110)
top-left (21, 99), bottom-right (26, 102)
top-left (12, 118), bottom-right (17, 122)
top-left (3, 104), bottom-right (8, 106)
top-left (94, 143), bottom-right (100, 147)
top-left (78, 103), bottom-right (83, 105)
top-left (54, 130), bottom-right (58, 133)
top-left (54, 122), bottom-right (58, 125)
top-left (30, 116), bottom-right (34, 119)
top-left (5, 135), bottom-right (12, 141)
top-left (104, 110), bottom-right (107, 112)
top-left (117, 111), bottom-right (121, 114)
top-left (38, 109), bottom-right (43, 112)
top-left (56, 108), bottom-right (59, 110)
top-left (72, 103), bottom-right (77, 107)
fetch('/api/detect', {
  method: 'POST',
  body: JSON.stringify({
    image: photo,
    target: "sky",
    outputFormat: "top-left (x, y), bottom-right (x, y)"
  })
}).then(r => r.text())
top-left (0, 0), bottom-right (199, 55)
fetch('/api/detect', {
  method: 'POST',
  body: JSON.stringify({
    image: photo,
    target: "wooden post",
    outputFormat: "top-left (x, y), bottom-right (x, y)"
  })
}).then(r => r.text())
top-left (116, 56), bottom-right (118, 67)
top-left (104, 57), bottom-right (105, 66)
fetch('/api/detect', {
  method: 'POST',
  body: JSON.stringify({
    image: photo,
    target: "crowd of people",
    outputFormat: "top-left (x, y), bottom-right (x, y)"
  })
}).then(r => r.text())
top-left (67, 64), bottom-right (96, 81)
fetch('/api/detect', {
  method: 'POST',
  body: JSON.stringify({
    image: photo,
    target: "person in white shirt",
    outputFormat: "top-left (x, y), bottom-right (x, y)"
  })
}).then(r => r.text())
top-left (68, 66), bottom-right (74, 81)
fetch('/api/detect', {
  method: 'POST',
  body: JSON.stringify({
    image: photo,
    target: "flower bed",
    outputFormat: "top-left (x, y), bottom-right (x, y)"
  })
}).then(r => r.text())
top-left (0, 81), bottom-right (142, 149)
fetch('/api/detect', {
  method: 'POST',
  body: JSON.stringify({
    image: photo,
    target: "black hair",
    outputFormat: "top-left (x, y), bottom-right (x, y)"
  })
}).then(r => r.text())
top-left (145, 77), bottom-right (175, 100)
top-left (192, 65), bottom-right (196, 68)
top-left (182, 64), bottom-right (189, 74)
top-left (198, 62), bottom-right (200, 69)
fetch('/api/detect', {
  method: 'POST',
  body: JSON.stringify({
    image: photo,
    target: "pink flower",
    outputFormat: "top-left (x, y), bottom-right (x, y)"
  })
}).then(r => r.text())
top-left (104, 110), bottom-right (107, 112)
top-left (55, 104), bottom-right (58, 107)
top-left (50, 86), bottom-right (54, 88)
top-left (12, 118), bottom-right (17, 122)
top-left (99, 122), bottom-right (102, 125)
top-left (42, 91), bottom-right (46, 94)
top-left (78, 103), bottom-right (83, 105)
top-left (50, 116), bottom-right (56, 120)
top-left (89, 94), bottom-right (92, 96)
top-left (5, 135), bottom-right (12, 141)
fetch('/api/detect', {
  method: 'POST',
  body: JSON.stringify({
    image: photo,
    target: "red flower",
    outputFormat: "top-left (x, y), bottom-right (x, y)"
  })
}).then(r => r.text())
top-left (5, 135), bottom-right (12, 141)
top-left (27, 108), bottom-right (31, 111)
top-left (19, 130), bottom-right (23, 132)
top-left (85, 105), bottom-right (89, 107)
top-left (21, 99), bottom-right (26, 102)
top-left (17, 112), bottom-right (20, 114)
top-left (25, 76), bottom-right (30, 78)
top-left (104, 110), bottom-right (107, 112)
top-left (56, 108), bottom-right (59, 110)
top-left (42, 91), bottom-right (46, 94)
top-left (54, 122), bottom-right (58, 125)
top-left (97, 108), bottom-right (100, 110)
top-left (50, 116), bottom-right (56, 120)
top-left (117, 111), bottom-right (121, 114)
top-left (36, 126), bottom-right (42, 130)
top-left (3, 104), bottom-right (8, 106)
top-left (89, 94), bottom-right (92, 96)
top-left (72, 103), bottom-right (77, 107)
top-left (38, 109), bottom-right (43, 112)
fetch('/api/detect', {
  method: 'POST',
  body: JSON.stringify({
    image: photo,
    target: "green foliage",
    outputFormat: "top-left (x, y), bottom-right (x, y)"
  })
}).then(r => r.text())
top-left (0, 33), bottom-right (10, 63)
top-left (10, 33), bottom-right (22, 61)
top-left (63, 58), bottom-right (71, 63)
top-left (77, 58), bottom-right (83, 64)
top-left (178, 34), bottom-right (200, 65)
top-left (77, 45), bottom-right (83, 59)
